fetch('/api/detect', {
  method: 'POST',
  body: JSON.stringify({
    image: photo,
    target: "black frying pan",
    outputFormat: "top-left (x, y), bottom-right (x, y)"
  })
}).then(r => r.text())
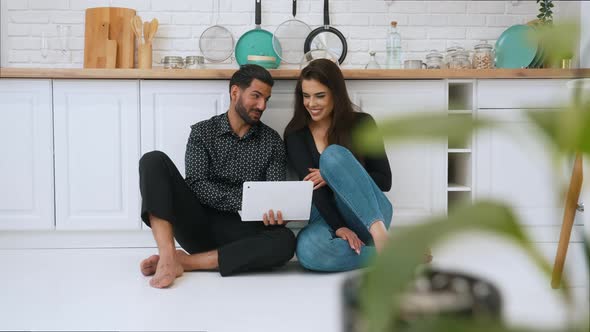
top-left (303, 0), bottom-right (347, 64)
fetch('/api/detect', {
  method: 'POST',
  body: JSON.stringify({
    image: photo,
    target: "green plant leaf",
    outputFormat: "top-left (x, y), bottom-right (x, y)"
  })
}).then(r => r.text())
top-left (534, 22), bottom-right (579, 62)
top-left (360, 201), bottom-right (563, 332)
top-left (527, 102), bottom-right (590, 155)
top-left (352, 113), bottom-right (492, 156)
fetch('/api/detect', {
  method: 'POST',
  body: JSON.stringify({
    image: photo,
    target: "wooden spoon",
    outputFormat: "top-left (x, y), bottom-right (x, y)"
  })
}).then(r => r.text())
top-left (130, 18), bottom-right (139, 39)
top-left (143, 21), bottom-right (150, 44)
top-left (132, 16), bottom-right (143, 42)
top-left (148, 18), bottom-right (159, 44)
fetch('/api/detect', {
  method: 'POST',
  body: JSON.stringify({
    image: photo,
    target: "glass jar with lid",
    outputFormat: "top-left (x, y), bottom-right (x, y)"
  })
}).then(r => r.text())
top-left (161, 56), bottom-right (185, 69)
top-left (449, 50), bottom-right (472, 69)
top-left (444, 46), bottom-right (463, 68)
top-left (185, 56), bottom-right (204, 69)
top-left (473, 41), bottom-right (495, 69)
top-left (425, 50), bottom-right (444, 69)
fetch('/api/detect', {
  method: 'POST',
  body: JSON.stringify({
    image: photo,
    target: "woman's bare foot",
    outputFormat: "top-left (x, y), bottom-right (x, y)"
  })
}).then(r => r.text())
top-left (140, 254), bottom-right (160, 276)
top-left (369, 221), bottom-right (389, 253)
top-left (149, 253), bottom-right (184, 288)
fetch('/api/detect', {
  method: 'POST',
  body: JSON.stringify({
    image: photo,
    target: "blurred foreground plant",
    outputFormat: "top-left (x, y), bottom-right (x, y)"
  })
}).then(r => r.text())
top-left (352, 21), bottom-right (588, 332)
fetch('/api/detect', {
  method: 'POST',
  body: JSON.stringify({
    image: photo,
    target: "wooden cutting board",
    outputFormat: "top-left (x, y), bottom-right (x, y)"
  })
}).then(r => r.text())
top-left (84, 7), bottom-right (136, 68)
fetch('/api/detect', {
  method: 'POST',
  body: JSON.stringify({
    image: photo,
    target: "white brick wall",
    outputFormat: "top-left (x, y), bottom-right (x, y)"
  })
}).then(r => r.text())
top-left (0, 0), bottom-right (584, 68)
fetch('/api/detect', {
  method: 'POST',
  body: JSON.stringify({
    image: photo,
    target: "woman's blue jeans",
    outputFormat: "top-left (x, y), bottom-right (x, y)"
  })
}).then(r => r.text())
top-left (296, 145), bottom-right (393, 272)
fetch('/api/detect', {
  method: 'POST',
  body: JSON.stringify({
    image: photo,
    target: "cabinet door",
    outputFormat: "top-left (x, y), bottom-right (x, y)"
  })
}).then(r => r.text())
top-left (474, 109), bottom-right (565, 229)
top-left (346, 81), bottom-right (448, 226)
top-left (53, 80), bottom-right (140, 230)
top-left (140, 81), bottom-right (228, 176)
top-left (477, 79), bottom-right (570, 109)
top-left (0, 79), bottom-right (54, 230)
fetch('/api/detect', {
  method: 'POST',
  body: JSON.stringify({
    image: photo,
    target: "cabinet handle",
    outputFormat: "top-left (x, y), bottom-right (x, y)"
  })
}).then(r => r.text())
top-left (577, 203), bottom-right (584, 212)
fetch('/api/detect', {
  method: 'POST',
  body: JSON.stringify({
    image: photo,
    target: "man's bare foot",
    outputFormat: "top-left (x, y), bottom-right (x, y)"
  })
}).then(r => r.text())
top-left (149, 253), bottom-right (184, 288)
top-left (175, 249), bottom-right (190, 269)
top-left (369, 221), bottom-right (389, 253)
top-left (140, 255), bottom-right (160, 276)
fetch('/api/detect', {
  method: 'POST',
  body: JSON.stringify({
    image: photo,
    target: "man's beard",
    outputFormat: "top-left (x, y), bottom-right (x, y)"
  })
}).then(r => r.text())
top-left (235, 96), bottom-right (261, 126)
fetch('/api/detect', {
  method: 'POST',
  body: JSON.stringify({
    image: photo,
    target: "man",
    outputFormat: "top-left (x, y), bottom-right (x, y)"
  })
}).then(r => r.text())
top-left (138, 65), bottom-right (295, 288)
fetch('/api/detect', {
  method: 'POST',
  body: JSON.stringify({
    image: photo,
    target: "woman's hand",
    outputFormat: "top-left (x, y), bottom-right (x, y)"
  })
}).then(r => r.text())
top-left (303, 168), bottom-right (327, 190)
top-left (335, 227), bottom-right (364, 255)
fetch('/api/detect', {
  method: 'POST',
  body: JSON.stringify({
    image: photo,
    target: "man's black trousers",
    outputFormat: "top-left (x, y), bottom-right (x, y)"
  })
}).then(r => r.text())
top-left (139, 151), bottom-right (296, 276)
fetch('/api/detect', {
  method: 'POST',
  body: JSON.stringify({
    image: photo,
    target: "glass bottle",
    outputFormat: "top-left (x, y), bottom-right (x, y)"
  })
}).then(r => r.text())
top-left (365, 51), bottom-right (381, 69)
top-left (385, 21), bottom-right (402, 69)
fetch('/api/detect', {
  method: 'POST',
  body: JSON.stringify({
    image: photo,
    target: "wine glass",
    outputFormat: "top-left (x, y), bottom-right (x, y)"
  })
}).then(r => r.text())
top-left (41, 32), bottom-right (49, 58)
top-left (56, 25), bottom-right (70, 56)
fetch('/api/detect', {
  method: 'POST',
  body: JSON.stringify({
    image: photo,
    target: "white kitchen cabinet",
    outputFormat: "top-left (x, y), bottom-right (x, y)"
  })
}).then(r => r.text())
top-left (53, 80), bottom-right (141, 230)
top-left (0, 79), bottom-right (54, 230)
top-left (477, 79), bottom-right (570, 109)
top-left (261, 80), bottom-right (297, 139)
top-left (474, 108), bottom-right (568, 230)
top-left (140, 81), bottom-right (229, 176)
top-left (346, 81), bottom-right (448, 226)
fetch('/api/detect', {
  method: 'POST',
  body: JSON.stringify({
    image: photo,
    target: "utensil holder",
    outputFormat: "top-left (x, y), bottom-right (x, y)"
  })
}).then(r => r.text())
top-left (138, 43), bottom-right (152, 69)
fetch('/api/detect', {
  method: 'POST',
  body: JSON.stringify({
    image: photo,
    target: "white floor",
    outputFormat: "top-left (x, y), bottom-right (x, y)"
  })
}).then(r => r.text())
top-left (0, 235), bottom-right (588, 332)
top-left (0, 248), bottom-right (352, 332)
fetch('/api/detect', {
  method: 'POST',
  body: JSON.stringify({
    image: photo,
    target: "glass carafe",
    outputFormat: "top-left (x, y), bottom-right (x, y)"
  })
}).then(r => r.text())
top-left (365, 51), bottom-right (381, 69)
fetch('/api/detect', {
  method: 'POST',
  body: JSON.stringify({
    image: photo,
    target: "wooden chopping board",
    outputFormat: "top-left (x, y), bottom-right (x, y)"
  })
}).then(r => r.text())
top-left (84, 7), bottom-right (136, 68)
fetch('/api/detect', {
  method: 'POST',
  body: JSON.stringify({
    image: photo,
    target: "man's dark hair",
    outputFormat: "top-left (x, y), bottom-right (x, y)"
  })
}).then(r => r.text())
top-left (229, 64), bottom-right (274, 93)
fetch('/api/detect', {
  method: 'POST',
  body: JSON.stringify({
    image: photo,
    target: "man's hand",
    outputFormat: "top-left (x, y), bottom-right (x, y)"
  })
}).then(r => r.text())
top-left (335, 227), bottom-right (364, 255)
top-left (262, 209), bottom-right (287, 226)
top-left (304, 168), bottom-right (327, 190)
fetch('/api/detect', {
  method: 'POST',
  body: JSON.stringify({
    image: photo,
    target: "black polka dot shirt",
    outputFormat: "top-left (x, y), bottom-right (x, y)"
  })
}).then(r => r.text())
top-left (185, 112), bottom-right (286, 212)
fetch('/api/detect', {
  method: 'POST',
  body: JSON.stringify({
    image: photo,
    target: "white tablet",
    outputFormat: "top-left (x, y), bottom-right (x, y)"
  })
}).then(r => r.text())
top-left (239, 181), bottom-right (313, 222)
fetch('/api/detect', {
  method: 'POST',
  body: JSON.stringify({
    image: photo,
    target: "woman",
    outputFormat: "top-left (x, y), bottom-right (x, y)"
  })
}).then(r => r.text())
top-left (284, 59), bottom-right (393, 272)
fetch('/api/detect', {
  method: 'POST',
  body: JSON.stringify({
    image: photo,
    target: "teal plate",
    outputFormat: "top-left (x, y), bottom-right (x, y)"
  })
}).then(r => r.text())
top-left (495, 25), bottom-right (539, 69)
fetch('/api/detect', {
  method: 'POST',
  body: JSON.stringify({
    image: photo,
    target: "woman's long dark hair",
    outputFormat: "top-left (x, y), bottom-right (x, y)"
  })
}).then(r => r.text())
top-left (284, 59), bottom-right (358, 152)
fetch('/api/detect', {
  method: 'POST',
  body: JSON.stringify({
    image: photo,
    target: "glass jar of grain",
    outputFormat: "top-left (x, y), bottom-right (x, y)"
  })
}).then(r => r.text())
top-left (473, 41), bottom-right (495, 69)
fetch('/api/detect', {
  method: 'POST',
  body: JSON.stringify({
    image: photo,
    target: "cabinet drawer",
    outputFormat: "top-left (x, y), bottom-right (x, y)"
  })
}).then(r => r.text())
top-left (477, 79), bottom-right (570, 109)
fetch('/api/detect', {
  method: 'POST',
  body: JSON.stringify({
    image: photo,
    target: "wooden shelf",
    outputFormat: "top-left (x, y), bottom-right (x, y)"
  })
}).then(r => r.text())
top-left (1, 68), bottom-right (589, 80)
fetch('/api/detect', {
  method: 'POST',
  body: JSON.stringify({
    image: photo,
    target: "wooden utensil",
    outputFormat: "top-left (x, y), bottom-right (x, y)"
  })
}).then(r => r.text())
top-left (130, 17), bottom-right (140, 40)
top-left (148, 18), bottom-right (159, 43)
top-left (143, 21), bottom-right (150, 44)
top-left (132, 16), bottom-right (143, 42)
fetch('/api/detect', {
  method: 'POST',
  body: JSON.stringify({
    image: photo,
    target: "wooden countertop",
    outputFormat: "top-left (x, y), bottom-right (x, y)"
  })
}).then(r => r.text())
top-left (1, 67), bottom-right (589, 80)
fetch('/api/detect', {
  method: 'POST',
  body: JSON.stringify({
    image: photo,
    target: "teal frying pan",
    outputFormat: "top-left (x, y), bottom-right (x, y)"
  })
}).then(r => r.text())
top-left (235, 0), bottom-right (282, 68)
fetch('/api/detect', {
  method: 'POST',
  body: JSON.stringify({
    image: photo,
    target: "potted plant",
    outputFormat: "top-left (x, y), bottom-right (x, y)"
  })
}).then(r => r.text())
top-left (349, 22), bottom-right (588, 332)
top-left (537, 0), bottom-right (554, 24)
